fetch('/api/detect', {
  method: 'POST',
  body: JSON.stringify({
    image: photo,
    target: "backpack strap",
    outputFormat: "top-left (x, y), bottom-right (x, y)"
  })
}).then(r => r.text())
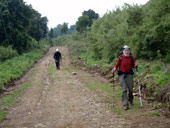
top-left (118, 55), bottom-right (123, 69)
top-left (129, 55), bottom-right (134, 68)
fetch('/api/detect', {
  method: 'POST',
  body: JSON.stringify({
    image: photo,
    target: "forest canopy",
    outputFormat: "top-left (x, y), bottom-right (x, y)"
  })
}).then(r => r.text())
top-left (0, 0), bottom-right (48, 53)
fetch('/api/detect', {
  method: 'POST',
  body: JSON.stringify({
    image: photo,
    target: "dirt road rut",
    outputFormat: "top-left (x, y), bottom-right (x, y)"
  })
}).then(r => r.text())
top-left (0, 47), bottom-right (129, 128)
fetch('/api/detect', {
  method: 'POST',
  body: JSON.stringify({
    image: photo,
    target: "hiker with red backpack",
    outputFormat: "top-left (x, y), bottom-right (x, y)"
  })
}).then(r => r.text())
top-left (112, 45), bottom-right (138, 110)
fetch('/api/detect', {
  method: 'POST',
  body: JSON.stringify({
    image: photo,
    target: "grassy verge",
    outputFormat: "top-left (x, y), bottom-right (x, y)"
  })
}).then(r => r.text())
top-left (0, 41), bottom-right (50, 91)
top-left (70, 44), bottom-right (170, 114)
top-left (75, 50), bottom-right (170, 101)
top-left (136, 60), bottom-right (170, 98)
top-left (0, 83), bottom-right (32, 123)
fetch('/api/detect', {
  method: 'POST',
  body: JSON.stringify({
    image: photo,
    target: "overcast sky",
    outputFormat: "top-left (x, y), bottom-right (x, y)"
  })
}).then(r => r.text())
top-left (24, 0), bottom-right (149, 28)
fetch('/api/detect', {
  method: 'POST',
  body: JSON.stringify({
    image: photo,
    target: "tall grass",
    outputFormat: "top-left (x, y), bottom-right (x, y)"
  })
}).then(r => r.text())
top-left (0, 40), bottom-right (50, 91)
top-left (0, 46), bottom-right (18, 62)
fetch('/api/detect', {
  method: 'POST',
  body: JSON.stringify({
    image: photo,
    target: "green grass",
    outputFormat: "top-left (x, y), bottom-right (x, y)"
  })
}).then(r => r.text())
top-left (11, 90), bottom-right (23, 98)
top-left (129, 98), bottom-right (141, 110)
top-left (88, 84), bottom-right (112, 92)
top-left (83, 75), bottom-right (92, 78)
top-left (149, 111), bottom-right (160, 116)
top-left (48, 65), bottom-right (56, 79)
top-left (65, 67), bottom-right (71, 73)
top-left (157, 74), bottom-right (170, 87)
top-left (89, 82), bottom-right (144, 116)
top-left (0, 83), bottom-right (32, 123)
top-left (148, 62), bottom-right (170, 87)
top-left (112, 105), bottom-right (122, 115)
top-left (0, 44), bottom-right (49, 90)
top-left (22, 83), bottom-right (32, 90)
top-left (0, 110), bottom-right (7, 123)
top-left (2, 95), bottom-right (16, 108)
top-left (78, 52), bottom-right (113, 71)
top-left (89, 80), bottom-right (100, 85)
top-left (113, 87), bottom-right (122, 97)
top-left (0, 45), bottom-right (18, 62)
top-left (88, 84), bottom-right (96, 90)
top-left (31, 71), bottom-right (38, 77)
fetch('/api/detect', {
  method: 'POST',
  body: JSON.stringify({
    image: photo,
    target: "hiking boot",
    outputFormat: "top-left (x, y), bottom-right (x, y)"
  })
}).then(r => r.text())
top-left (129, 101), bottom-right (134, 105)
top-left (123, 105), bottom-right (129, 110)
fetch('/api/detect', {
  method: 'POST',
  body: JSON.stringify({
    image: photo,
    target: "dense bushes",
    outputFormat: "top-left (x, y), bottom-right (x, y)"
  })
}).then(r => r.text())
top-left (86, 0), bottom-right (170, 63)
top-left (0, 0), bottom-right (48, 54)
top-left (0, 46), bottom-right (18, 62)
top-left (0, 40), bottom-right (50, 91)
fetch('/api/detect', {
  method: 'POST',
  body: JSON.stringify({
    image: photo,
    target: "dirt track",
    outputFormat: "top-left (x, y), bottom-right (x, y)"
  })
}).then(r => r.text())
top-left (0, 47), bottom-right (130, 128)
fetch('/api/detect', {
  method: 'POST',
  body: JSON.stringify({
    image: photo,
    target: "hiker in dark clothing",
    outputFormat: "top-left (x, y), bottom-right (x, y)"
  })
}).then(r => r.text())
top-left (112, 45), bottom-right (138, 110)
top-left (53, 48), bottom-right (62, 69)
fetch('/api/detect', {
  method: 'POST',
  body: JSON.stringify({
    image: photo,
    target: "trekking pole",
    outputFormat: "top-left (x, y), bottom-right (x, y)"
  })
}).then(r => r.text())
top-left (112, 72), bottom-right (115, 107)
top-left (136, 67), bottom-right (143, 107)
top-left (60, 59), bottom-right (63, 67)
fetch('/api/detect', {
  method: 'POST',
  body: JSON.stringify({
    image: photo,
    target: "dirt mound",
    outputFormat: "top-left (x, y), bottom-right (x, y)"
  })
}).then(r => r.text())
top-left (158, 84), bottom-right (170, 117)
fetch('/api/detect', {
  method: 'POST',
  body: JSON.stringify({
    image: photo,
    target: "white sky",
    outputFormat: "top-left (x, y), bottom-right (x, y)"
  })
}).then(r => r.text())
top-left (24, 0), bottom-right (149, 28)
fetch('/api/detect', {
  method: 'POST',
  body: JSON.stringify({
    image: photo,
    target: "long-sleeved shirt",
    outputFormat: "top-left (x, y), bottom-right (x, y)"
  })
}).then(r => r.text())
top-left (53, 51), bottom-right (62, 60)
top-left (114, 55), bottom-right (135, 73)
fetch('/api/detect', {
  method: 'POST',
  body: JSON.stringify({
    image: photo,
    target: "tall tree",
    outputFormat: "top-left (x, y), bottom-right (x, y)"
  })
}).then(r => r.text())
top-left (0, 0), bottom-right (48, 53)
top-left (76, 15), bottom-right (90, 33)
top-left (29, 11), bottom-right (48, 43)
top-left (53, 24), bottom-right (63, 38)
top-left (48, 28), bottom-right (54, 39)
top-left (82, 9), bottom-right (99, 27)
top-left (76, 9), bottom-right (99, 33)
top-left (61, 23), bottom-right (68, 34)
top-left (67, 25), bottom-right (76, 34)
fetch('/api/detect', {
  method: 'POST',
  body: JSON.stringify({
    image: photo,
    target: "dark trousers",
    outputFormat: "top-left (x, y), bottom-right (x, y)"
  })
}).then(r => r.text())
top-left (55, 59), bottom-right (60, 69)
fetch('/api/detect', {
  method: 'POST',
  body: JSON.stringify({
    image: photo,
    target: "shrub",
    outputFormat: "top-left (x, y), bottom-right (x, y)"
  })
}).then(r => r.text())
top-left (0, 46), bottom-right (18, 62)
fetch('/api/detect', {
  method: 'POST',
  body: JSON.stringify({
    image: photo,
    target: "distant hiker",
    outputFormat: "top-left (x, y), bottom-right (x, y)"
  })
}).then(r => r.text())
top-left (112, 45), bottom-right (138, 110)
top-left (53, 48), bottom-right (62, 69)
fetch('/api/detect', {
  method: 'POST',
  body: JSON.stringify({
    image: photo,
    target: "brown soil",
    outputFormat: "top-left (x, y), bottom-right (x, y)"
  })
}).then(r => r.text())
top-left (0, 46), bottom-right (169, 128)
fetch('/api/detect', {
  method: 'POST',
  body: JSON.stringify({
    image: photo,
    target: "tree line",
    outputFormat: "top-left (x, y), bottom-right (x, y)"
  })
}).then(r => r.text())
top-left (49, 9), bottom-right (98, 39)
top-left (87, 0), bottom-right (170, 63)
top-left (0, 0), bottom-right (48, 54)
top-left (57, 0), bottom-right (170, 63)
top-left (1, 0), bottom-right (170, 63)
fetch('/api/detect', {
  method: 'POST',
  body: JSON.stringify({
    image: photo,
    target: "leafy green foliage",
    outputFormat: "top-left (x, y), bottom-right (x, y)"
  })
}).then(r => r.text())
top-left (0, 45), bottom-right (18, 62)
top-left (150, 111), bottom-right (160, 116)
top-left (0, 41), bottom-right (50, 90)
top-left (83, 0), bottom-right (170, 63)
top-left (53, 24), bottom-right (76, 38)
top-left (0, 110), bottom-right (7, 123)
top-left (61, 23), bottom-right (68, 34)
top-left (67, 25), bottom-right (76, 34)
top-left (76, 9), bottom-right (99, 33)
top-left (76, 15), bottom-right (90, 33)
top-left (0, 0), bottom-right (48, 53)
top-left (48, 28), bottom-right (54, 39)
top-left (82, 9), bottom-right (99, 27)
top-left (150, 63), bottom-right (170, 87)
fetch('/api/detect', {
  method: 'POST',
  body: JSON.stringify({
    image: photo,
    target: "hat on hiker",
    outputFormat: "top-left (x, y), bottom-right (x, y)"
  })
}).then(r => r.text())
top-left (123, 45), bottom-right (130, 51)
top-left (56, 48), bottom-right (59, 51)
